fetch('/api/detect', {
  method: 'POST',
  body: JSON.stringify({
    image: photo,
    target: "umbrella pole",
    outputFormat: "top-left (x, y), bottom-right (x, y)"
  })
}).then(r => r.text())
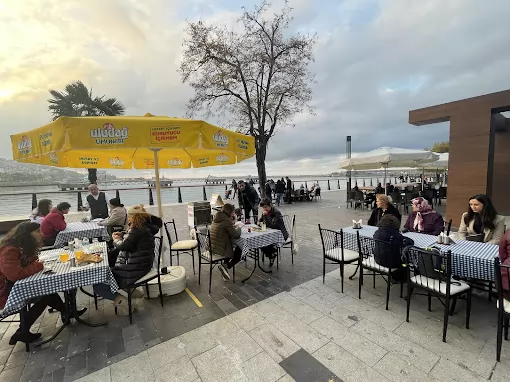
top-left (151, 148), bottom-right (164, 218)
top-left (383, 165), bottom-right (387, 193)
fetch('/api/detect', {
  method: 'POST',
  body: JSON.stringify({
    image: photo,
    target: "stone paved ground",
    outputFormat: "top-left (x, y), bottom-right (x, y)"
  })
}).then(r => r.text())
top-left (0, 190), bottom-right (508, 381)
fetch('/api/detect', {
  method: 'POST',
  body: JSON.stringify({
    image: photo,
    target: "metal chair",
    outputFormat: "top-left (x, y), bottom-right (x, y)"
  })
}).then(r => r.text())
top-left (495, 257), bottom-right (510, 361)
top-left (403, 246), bottom-right (472, 342)
top-left (357, 232), bottom-right (405, 310)
top-left (115, 236), bottom-right (164, 324)
top-left (164, 220), bottom-right (198, 274)
top-left (196, 229), bottom-right (235, 293)
top-left (314, 188), bottom-right (322, 201)
top-left (319, 227), bottom-right (358, 292)
top-left (279, 215), bottom-right (296, 265)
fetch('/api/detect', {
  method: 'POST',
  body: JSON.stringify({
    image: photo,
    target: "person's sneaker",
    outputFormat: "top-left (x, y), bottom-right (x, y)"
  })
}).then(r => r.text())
top-left (218, 264), bottom-right (231, 281)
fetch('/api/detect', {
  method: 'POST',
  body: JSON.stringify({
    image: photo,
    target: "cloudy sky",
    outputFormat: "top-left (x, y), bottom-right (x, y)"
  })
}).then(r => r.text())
top-left (2, 0), bottom-right (510, 179)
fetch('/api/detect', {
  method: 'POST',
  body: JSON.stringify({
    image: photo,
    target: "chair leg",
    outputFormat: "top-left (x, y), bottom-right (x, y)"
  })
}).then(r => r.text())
top-left (145, 284), bottom-right (150, 299)
top-left (94, 293), bottom-right (98, 310)
top-left (322, 255), bottom-right (326, 284)
top-left (291, 243), bottom-right (294, 264)
top-left (192, 249), bottom-right (196, 275)
top-left (466, 290), bottom-right (472, 330)
top-left (497, 310), bottom-right (504, 362)
top-left (449, 298), bottom-right (457, 316)
top-left (358, 264), bottom-right (363, 300)
top-left (373, 271), bottom-right (376, 289)
top-left (442, 296), bottom-right (450, 342)
top-left (232, 265), bottom-right (235, 284)
top-left (488, 281), bottom-right (493, 302)
top-left (385, 274), bottom-right (391, 310)
top-left (198, 256), bottom-right (202, 285)
top-left (276, 249), bottom-right (279, 271)
top-left (340, 263), bottom-right (344, 293)
top-left (177, 252), bottom-right (180, 266)
top-left (400, 282), bottom-right (403, 298)
top-left (505, 317), bottom-right (509, 341)
top-left (158, 276), bottom-right (164, 307)
top-left (128, 290), bottom-right (133, 325)
top-left (170, 251), bottom-right (173, 266)
top-left (427, 293), bottom-right (432, 312)
top-left (406, 281), bottom-right (411, 322)
top-left (209, 261), bottom-right (213, 293)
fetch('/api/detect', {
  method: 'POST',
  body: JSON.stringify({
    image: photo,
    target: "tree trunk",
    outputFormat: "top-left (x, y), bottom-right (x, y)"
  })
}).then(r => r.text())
top-left (256, 139), bottom-right (268, 198)
top-left (88, 168), bottom-right (98, 184)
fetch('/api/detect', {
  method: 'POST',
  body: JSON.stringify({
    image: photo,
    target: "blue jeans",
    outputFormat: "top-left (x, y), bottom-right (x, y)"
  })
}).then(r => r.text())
top-left (93, 283), bottom-right (118, 301)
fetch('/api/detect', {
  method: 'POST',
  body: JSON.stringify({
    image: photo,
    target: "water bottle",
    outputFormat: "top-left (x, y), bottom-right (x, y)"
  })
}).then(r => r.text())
top-left (82, 237), bottom-right (90, 249)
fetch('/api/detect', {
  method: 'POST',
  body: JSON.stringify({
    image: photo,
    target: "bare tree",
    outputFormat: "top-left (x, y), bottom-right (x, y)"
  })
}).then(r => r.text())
top-left (179, 0), bottom-right (316, 196)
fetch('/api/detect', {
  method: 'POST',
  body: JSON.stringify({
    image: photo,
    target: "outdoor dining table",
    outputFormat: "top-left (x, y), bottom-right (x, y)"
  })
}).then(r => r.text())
top-left (234, 226), bottom-right (285, 282)
top-left (54, 221), bottom-right (110, 248)
top-left (1, 242), bottom-right (118, 350)
top-left (341, 225), bottom-right (499, 281)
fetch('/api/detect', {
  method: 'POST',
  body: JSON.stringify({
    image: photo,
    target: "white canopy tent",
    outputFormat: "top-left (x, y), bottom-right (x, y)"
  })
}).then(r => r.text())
top-left (338, 147), bottom-right (440, 191)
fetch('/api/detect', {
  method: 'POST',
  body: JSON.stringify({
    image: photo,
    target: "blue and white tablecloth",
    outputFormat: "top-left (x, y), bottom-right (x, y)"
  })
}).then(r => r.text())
top-left (54, 222), bottom-right (110, 248)
top-left (341, 226), bottom-right (499, 281)
top-left (234, 227), bottom-right (285, 257)
top-left (1, 242), bottom-right (118, 317)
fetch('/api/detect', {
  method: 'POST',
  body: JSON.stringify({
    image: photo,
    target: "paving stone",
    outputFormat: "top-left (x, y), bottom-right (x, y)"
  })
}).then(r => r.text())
top-left (313, 342), bottom-right (389, 382)
top-left (4, 350), bottom-right (29, 370)
top-left (268, 310), bottom-right (329, 354)
top-left (374, 352), bottom-right (435, 382)
top-left (65, 351), bottom-right (87, 380)
top-left (203, 316), bottom-right (239, 341)
top-left (191, 346), bottom-right (246, 382)
top-left (216, 329), bottom-right (263, 363)
top-left (242, 351), bottom-right (286, 382)
top-left (153, 355), bottom-right (198, 382)
top-left (110, 351), bottom-right (155, 382)
top-left (0, 365), bottom-right (24, 382)
top-left (75, 367), bottom-right (111, 382)
top-left (86, 339), bottom-right (108, 375)
top-left (229, 307), bottom-right (267, 332)
top-left (248, 323), bottom-right (301, 363)
top-left (429, 357), bottom-right (486, 382)
top-left (251, 300), bottom-right (282, 318)
top-left (279, 348), bottom-right (341, 382)
top-left (179, 325), bottom-right (217, 358)
top-left (147, 337), bottom-right (187, 370)
top-left (350, 318), bottom-right (440, 373)
top-left (311, 316), bottom-right (387, 367)
top-left (270, 293), bottom-right (323, 325)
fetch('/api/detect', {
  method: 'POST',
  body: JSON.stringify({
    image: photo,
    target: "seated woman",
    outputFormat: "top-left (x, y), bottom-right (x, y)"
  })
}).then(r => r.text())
top-left (258, 198), bottom-right (289, 267)
top-left (403, 197), bottom-right (444, 235)
top-left (373, 215), bottom-right (414, 281)
top-left (29, 199), bottom-right (52, 224)
top-left (458, 194), bottom-right (505, 244)
top-left (368, 194), bottom-right (401, 227)
top-left (40, 202), bottom-right (71, 247)
top-left (0, 222), bottom-right (85, 345)
top-left (98, 198), bottom-right (128, 232)
top-left (499, 229), bottom-right (510, 298)
top-left (93, 207), bottom-right (162, 311)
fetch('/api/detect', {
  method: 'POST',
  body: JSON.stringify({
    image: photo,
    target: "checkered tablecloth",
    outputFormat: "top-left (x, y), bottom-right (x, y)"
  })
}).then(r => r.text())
top-left (54, 222), bottom-right (110, 248)
top-left (1, 242), bottom-right (118, 317)
top-left (234, 227), bottom-right (285, 257)
top-left (341, 226), bottom-right (499, 281)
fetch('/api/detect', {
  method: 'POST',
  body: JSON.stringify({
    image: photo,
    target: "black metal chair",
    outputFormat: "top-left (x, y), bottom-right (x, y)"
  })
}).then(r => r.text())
top-left (196, 229), bottom-right (235, 293)
top-left (319, 227), bottom-right (358, 292)
top-left (403, 246), bottom-right (472, 342)
top-left (353, 191), bottom-right (365, 209)
top-left (164, 220), bottom-right (198, 274)
top-left (279, 215), bottom-right (296, 266)
top-left (346, 191), bottom-right (355, 208)
top-left (115, 236), bottom-right (164, 324)
top-left (313, 188), bottom-right (322, 201)
top-left (495, 257), bottom-right (510, 361)
top-left (356, 232), bottom-right (404, 310)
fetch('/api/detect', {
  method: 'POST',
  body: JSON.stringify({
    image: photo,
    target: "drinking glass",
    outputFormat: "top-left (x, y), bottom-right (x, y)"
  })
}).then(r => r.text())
top-left (75, 250), bottom-right (84, 261)
top-left (59, 249), bottom-right (69, 263)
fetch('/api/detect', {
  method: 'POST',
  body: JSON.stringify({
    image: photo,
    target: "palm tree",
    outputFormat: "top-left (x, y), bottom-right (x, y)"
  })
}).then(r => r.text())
top-left (48, 81), bottom-right (125, 184)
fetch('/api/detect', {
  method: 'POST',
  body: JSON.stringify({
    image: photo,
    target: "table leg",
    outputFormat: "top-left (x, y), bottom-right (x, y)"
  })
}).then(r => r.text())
top-left (68, 289), bottom-right (107, 327)
top-left (242, 253), bottom-right (258, 283)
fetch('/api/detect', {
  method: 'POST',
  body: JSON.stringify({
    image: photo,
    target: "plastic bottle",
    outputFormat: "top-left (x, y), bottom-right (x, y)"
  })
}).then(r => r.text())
top-left (82, 237), bottom-right (90, 248)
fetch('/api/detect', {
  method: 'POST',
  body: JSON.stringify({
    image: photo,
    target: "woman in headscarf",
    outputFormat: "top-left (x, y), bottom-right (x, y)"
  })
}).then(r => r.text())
top-left (403, 197), bottom-right (444, 236)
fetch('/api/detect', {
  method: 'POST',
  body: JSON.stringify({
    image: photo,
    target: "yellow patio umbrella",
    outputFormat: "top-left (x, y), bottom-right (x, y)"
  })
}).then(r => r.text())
top-left (10, 114), bottom-right (255, 217)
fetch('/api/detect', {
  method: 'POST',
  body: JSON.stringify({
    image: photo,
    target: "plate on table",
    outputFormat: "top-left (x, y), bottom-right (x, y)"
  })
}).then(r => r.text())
top-left (77, 253), bottom-right (103, 264)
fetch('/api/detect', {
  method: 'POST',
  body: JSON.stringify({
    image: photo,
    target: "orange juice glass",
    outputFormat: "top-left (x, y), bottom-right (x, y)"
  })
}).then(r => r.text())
top-left (59, 252), bottom-right (69, 263)
top-left (75, 250), bottom-right (84, 261)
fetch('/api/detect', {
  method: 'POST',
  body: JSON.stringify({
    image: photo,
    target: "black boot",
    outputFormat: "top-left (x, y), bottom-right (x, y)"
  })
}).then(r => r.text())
top-left (9, 329), bottom-right (42, 345)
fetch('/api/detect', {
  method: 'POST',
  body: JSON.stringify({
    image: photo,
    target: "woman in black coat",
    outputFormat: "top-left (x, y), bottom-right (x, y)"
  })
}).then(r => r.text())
top-left (368, 194), bottom-right (401, 226)
top-left (93, 207), bottom-right (162, 310)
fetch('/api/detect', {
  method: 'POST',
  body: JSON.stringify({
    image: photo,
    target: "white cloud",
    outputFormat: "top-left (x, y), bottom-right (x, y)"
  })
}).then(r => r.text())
top-left (1, 0), bottom-right (510, 178)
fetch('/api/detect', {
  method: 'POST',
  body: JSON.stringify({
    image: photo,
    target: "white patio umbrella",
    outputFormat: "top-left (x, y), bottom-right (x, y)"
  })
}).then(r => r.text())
top-left (338, 147), bottom-right (440, 192)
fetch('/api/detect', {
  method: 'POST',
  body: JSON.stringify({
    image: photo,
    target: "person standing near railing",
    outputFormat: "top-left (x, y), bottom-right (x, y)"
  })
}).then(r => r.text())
top-left (82, 184), bottom-right (110, 220)
top-left (237, 181), bottom-right (260, 223)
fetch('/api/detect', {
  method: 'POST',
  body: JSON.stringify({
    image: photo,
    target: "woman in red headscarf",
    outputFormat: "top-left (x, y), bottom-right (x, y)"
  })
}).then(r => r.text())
top-left (403, 197), bottom-right (444, 235)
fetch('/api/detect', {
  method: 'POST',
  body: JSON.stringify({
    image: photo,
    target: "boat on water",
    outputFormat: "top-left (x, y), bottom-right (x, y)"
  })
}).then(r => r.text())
top-left (147, 178), bottom-right (173, 187)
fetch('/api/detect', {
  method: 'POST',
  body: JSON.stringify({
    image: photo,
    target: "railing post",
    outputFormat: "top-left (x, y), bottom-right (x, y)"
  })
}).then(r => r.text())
top-left (115, 189), bottom-right (120, 201)
top-left (31, 193), bottom-right (37, 210)
top-left (149, 188), bottom-right (154, 206)
top-left (225, 184), bottom-right (228, 192)
top-left (305, 181), bottom-right (308, 190)
top-left (203, 186), bottom-right (207, 201)
top-left (355, 179), bottom-right (358, 186)
top-left (370, 178), bottom-right (373, 186)
top-left (337, 180), bottom-right (340, 189)
top-left (178, 187), bottom-right (183, 203)
top-left (77, 192), bottom-right (83, 211)
top-left (363, 179), bottom-right (366, 187)
top-left (327, 180), bottom-right (331, 190)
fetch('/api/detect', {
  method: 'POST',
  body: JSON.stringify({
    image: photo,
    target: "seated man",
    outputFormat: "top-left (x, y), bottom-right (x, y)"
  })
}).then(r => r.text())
top-left (40, 202), bottom-right (71, 246)
top-left (210, 203), bottom-right (242, 281)
top-left (82, 184), bottom-right (110, 220)
top-left (258, 198), bottom-right (289, 267)
top-left (98, 198), bottom-right (128, 232)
